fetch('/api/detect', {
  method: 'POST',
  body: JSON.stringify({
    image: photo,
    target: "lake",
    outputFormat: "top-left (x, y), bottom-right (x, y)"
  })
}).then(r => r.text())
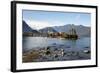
top-left (23, 37), bottom-right (90, 51)
top-left (23, 37), bottom-right (91, 62)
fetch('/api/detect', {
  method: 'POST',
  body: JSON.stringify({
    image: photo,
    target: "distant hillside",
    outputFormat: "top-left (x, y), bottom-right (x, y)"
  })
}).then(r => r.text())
top-left (23, 20), bottom-right (39, 33)
top-left (39, 27), bottom-right (58, 33)
top-left (23, 21), bottom-right (90, 37)
top-left (53, 24), bottom-right (91, 37)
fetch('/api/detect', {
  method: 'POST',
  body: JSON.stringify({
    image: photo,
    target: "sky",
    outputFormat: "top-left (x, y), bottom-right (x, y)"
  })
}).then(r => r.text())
top-left (23, 10), bottom-right (91, 30)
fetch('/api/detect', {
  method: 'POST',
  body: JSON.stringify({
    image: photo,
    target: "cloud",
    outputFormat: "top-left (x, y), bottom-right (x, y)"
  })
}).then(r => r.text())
top-left (74, 14), bottom-right (81, 24)
top-left (51, 21), bottom-right (64, 26)
top-left (25, 20), bottom-right (64, 30)
top-left (76, 14), bottom-right (81, 20)
top-left (25, 20), bottom-right (53, 30)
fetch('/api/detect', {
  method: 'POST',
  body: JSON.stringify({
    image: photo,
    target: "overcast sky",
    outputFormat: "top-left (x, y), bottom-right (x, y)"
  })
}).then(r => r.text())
top-left (23, 10), bottom-right (91, 30)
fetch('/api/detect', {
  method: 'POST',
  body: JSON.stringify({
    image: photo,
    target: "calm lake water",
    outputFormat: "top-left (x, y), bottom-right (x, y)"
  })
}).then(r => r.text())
top-left (23, 37), bottom-right (90, 51)
top-left (23, 37), bottom-right (91, 62)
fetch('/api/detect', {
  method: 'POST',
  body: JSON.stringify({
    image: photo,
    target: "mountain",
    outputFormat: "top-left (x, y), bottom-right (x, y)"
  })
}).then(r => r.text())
top-left (53, 24), bottom-right (91, 37)
top-left (23, 20), bottom-right (39, 33)
top-left (23, 21), bottom-right (90, 37)
top-left (39, 27), bottom-right (58, 33)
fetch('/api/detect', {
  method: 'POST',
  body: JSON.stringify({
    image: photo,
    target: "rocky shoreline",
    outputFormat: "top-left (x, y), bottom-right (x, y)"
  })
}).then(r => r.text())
top-left (23, 46), bottom-right (91, 63)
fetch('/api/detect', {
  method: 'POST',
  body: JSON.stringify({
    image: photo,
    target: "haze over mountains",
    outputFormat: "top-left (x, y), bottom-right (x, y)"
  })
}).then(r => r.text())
top-left (39, 27), bottom-right (58, 33)
top-left (23, 20), bottom-right (90, 37)
top-left (53, 24), bottom-right (90, 37)
top-left (23, 20), bottom-right (39, 33)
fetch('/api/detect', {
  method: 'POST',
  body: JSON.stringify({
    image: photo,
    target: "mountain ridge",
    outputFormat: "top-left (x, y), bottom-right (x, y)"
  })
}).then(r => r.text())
top-left (39, 24), bottom-right (90, 37)
top-left (23, 20), bottom-right (90, 37)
